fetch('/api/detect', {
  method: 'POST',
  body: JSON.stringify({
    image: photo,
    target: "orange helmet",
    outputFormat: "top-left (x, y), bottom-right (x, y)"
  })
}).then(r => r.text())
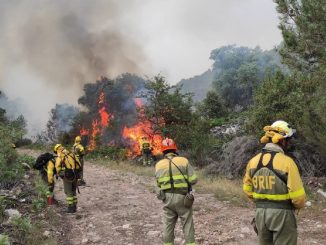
top-left (161, 138), bottom-right (177, 153)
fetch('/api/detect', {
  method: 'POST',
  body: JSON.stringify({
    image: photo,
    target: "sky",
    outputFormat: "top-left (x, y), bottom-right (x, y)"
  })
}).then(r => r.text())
top-left (0, 0), bottom-right (282, 134)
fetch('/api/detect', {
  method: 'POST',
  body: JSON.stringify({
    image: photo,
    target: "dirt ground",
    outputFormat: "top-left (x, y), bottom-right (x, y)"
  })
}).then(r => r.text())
top-left (19, 149), bottom-right (326, 245)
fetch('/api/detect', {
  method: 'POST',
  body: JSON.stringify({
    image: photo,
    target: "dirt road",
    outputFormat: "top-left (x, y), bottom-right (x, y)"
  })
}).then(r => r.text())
top-left (19, 149), bottom-right (326, 245)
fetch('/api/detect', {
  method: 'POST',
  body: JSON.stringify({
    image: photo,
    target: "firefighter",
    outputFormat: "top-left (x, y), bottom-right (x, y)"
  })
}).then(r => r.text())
top-left (73, 136), bottom-right (86, 186)
top-left (54, 144), bottom-right (81, 213)
top-left (155, 138), bottom-right (197, 245)
top-left (243, 120), bottom-right (306, 245)
top-left (140, 136), bottom-right (152, 165)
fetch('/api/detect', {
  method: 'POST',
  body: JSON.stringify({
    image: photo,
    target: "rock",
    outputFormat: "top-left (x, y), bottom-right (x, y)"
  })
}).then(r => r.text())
top-left (305, 201), bottom-right (312, 207)
top-left (43, 230), bottom-right (51, 237)
top-left (91, 236), bottom-right (101, 243)
top-left (81, 238), bottom-right (89, 244)
top-left (23, 174), bottom-right (30, 179)
top-left (4, 209), bottom-right (21, 219)
top-left (317, 189), bottom-right (326, 199)
top-left (147, 230), bottom-right (160, 237)
top-left (322, 209), bottom-right (326, 212)
top-left (122, 224), bottom-right (131, 229)
top-left (143, 223), bottom-right (155, 228)
top-left (240, 227), bottom-right (251, 233)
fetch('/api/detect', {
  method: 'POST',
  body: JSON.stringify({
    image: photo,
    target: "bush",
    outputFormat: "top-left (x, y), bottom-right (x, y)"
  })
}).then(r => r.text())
top-left (87, 146), bottom-right (128, 160)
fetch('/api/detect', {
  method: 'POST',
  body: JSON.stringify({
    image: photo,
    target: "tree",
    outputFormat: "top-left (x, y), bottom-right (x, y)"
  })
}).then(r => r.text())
top-left (142, 75), bottom-right (193, 135)
top-left (199, 90), bottom-right (227, 120)
top-left (210, 45), bottom-right (282, 111)
top-left (274, 0), bottom-right (326, 154)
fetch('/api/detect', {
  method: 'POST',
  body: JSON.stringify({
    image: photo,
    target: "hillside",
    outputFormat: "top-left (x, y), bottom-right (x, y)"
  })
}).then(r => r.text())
top-left (177, 69), bottom-right (215, 102)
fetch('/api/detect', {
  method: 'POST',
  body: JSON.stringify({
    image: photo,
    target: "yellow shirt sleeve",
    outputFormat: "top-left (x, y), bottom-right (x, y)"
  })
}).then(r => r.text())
top-left (243, 161), bottom-right (253, 199)
top-left (286, 157), bottom-right (306, 209)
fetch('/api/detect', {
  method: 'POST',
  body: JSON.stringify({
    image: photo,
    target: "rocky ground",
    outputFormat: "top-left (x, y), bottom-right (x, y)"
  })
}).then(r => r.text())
top-left (18, 149), bottom-right (326, 245)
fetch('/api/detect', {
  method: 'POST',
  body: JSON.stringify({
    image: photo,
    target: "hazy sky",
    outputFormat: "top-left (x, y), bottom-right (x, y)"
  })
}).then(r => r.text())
top-left (0, 0), bottom-right (282, 134)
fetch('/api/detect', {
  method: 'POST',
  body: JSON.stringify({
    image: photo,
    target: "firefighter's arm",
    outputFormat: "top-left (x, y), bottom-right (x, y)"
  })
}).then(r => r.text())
top-left (47, 161), bottom-right (55, 184)
top-left (187, 162), bottom-right (198, 186)
top-left (78, 144), bottom-right (85, 156)
top-left (287, 158), bottom-right (306, 209)
top-left (154, 165), bottom-right (161, 188)
top-left (243, 162), bottom-right (253, 199)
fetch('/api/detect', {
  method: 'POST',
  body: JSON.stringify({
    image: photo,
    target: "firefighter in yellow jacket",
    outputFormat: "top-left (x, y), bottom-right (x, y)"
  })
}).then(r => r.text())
top-left (243, 120), bottom-right (306, 245)
top-left (45, 157), bottom-right (56, 205)
top-left (54, 144), bottom-right (81, 213)
top-left (140, 136), bottom-right (152, 165)
top-left (155, 138), bottom-right (197, 245)
top-left (73, 136), bottom-right (86, 185)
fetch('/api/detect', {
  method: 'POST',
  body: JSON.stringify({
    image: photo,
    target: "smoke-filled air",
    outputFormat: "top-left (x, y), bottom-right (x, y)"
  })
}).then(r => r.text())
top-left (0, 0), bottom-right (147, 134)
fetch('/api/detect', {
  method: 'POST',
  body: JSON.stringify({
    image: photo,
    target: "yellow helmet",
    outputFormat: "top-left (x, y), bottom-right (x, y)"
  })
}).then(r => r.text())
top-left (75, 136), bottom-right (81, 143)
top-left (270, 120), bottom-right (295, 138)
top-left (260, 120), bottom-right (296, 144)
top-left (53, 144), bottom-right (63, 153)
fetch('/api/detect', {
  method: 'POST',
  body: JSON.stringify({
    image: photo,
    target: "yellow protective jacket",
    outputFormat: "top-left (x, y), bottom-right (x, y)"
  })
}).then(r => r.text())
top-left (140, 139), bottom-right (151, 151)
top-left (155, 153), bottom-right (197, 194)
top-left (46, 160), bottom-right (55, 184)
top-left (73, 143), bottom-right (85, 158)
top-left (243, 143), bottom-right (306, 209)
top-left (55, 149), bottom-right (81, 173)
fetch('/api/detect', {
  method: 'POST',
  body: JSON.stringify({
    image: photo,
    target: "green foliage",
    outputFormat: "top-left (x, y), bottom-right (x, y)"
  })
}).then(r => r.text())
top-left (0, 235), bottom-right (10, 245)
top-left (0, 196), bottom-right (16, 223)
top-left (198, 91), bottom-right (227, 120)
top-left (11, 216), bottom-right (33, 244)
top-left (17, 154), bottom-right (35, 168)
top-left (32, 175), bottom-right (48, 212)
top-left (247, 71), bottom-right (305, 134)
top-left (143, 75), bottom-right (193, 134)
top-left (87, 146), bottom-right (128, 160)
top-left (275, 0), bottom-right (326, 71)
top-left (210, 45), bottom-right (282, 111)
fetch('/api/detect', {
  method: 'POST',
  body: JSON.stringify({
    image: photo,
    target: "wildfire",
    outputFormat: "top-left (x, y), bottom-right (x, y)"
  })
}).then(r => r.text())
top-left (80, 91), bottom-right (111, 150)
top-left (122, 98), bottom-right (162, 157)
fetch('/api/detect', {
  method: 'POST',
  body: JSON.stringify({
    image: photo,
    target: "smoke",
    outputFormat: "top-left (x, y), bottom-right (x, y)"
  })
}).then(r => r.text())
top-left (0, 0), bottom-right (147, 135)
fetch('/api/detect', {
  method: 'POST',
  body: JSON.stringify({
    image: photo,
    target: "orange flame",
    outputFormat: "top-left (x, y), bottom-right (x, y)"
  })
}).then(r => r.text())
top-left (122, 98), bottom-right (162, 157)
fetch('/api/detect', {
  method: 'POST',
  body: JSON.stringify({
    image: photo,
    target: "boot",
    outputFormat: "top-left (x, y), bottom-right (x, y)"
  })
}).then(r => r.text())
top-left (47, 196), bottom-right (54, 206)
top-left (67, 205), bottom-right (76, 213)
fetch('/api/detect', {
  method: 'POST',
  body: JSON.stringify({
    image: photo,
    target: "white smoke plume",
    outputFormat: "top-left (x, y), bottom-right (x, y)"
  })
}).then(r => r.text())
top-left (0, 0), bottom-right (147, 135)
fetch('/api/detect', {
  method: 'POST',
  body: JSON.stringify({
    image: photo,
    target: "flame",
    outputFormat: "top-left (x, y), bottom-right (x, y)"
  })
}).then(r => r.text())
top-left (122, 98), bottom-right (162, 157)
top-left (80, 91), bottom-right (112, 150)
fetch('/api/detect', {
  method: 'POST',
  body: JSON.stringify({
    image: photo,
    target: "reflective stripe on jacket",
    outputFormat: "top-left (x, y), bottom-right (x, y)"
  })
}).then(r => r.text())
top-left (243, 143), bottom-right (306, 209)
top-left (155, 153), bottom-right (197, 192)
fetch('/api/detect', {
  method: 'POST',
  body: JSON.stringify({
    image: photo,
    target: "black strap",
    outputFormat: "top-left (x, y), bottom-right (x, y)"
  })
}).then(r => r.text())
top-left (168, 159), bottom-right (174, 190)
top-left (167, 157), bottom-right (192, 193)
top-left (252, 151), bottom-right (287, 185)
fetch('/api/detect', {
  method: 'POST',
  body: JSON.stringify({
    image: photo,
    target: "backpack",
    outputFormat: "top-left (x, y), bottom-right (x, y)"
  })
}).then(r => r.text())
top-left (33, 153), bottom-right (55, 170)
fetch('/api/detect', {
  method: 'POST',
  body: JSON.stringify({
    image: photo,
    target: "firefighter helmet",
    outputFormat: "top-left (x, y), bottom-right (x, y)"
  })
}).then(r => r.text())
top-left (75, 136), bottom-right (81, 143)
top-left (53, 144), bottom-right (63, 153)
top-left (161, 138), bottom-right (177, 153)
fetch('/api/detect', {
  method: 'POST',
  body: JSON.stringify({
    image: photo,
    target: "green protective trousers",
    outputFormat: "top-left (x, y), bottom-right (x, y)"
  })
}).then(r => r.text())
top-left (63, 177), bottom-right (78, 207)
top-left (142, 150), bottom-right (151, 165)
top-left (255, 208), bottom-right (297, 245)
top-left (162, 193), bottom-right (196, 245)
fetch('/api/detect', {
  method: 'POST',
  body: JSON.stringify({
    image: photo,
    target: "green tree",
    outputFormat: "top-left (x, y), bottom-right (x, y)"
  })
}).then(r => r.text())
top-left (199, 90), bottom-right (227, 120)
top-left (274, 0), bottom-right (326, 153)
top-left (142, 75), bottom-right (193, 135)
top-left (210, 45), bottom-right (282, 111)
